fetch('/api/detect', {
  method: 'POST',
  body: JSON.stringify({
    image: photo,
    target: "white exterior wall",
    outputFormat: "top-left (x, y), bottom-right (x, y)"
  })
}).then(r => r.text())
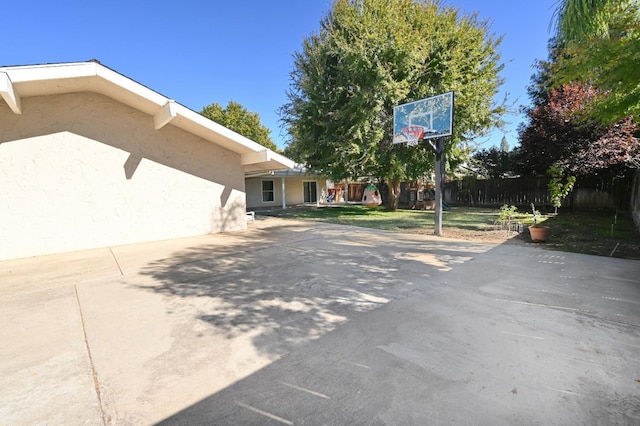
top-left (245, 177), bottom-right (279, 209)
top-left (284, 177), bottom-right (328, 205)
top-left (0, 92), bottom-right (246, 261)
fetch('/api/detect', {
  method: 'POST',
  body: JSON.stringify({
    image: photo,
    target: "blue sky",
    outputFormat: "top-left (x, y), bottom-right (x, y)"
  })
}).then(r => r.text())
top-left (4, 0), bottom-right (559, 151)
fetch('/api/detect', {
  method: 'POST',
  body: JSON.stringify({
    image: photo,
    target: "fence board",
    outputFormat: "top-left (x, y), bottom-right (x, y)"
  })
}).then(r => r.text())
top-left (444, 175), bottom-right (633, 210)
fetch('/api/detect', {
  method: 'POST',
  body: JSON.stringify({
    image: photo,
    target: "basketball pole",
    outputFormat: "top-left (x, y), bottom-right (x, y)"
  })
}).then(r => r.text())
top-left (433, 136), bottom-right (446, 237)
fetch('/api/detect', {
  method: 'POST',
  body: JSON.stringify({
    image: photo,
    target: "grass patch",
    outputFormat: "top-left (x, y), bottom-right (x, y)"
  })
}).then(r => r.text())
top-left (259, 205), bottom-right (501, 232)
top-left (258, 205), bottom-right (640, 260)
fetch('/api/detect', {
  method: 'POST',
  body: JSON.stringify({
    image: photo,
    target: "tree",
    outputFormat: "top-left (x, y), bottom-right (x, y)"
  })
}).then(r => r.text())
top-left (525, 39), bottom-right (562, 110)
top-left (201, 101), bottom-right (279, 152)
top-left (280, 0), bottom-right (505, 210)
top-left (500, 135), bottom-right (509, 152)
top-left (553, 0), bottom-right (627, 43)
top-left (471, 146), bottom-right (515, 178)
top-left (515, 82), bottom-right (640, 177)
top-left (553, 0), bottom-right (640, 123)
top-left (547, 164), bottom-right (576, 214)
top-left (515, 1), bottom-right (640, 188)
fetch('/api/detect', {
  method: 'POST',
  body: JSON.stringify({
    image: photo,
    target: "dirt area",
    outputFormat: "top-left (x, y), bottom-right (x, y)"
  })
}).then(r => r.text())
top-left (404, 227), bottom-right (526, 245)
top-left (405, 226), bottom-right (640, 260)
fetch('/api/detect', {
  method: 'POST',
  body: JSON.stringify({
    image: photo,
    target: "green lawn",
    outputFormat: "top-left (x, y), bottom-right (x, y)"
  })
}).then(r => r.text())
top-left (258, 205), bottom-right (640, 259)
top-left (259, 205), bottom-right (498, 231)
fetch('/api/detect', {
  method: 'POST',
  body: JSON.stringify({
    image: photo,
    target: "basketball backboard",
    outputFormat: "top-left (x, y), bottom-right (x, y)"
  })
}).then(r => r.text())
top-left (393, 91), bottom-right (454, 145)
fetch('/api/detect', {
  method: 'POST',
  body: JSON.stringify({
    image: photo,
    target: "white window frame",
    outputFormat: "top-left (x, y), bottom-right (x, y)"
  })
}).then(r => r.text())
top-left (262, 179), bottom-right (275, 202)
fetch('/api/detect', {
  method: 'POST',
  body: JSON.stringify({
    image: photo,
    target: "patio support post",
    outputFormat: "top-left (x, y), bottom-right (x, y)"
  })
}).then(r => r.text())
top-left (281, 176), bottom-right (286, 209)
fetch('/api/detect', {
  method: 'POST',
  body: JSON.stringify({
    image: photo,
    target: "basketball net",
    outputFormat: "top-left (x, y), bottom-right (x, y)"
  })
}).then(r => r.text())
top-left (406, 138), bottom-right (419, 147)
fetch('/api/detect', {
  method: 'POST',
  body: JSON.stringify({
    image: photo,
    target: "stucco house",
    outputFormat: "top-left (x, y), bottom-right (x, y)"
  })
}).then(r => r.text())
top-left (0, 61), bottom-right (294, 261)
top-left (245, 167), bottom-right (382, 209)
top-left (245, 167), bottom-right (330, 209)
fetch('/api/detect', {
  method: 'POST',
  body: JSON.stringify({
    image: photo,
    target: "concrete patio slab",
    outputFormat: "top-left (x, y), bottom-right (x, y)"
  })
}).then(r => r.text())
top-left (1, 217), bottom-right (638, 425)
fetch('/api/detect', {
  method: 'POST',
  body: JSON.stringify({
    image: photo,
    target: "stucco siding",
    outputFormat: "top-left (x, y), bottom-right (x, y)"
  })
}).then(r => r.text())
top-left (245, 177), bottom-right (278, 208)
top-left (0, 92), bottom-right (246, 261)
top-left (285, 177), bottom-right (327, 205)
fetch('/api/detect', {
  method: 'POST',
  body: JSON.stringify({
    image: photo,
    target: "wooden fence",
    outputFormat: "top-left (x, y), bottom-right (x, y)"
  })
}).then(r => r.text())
top-left (444, 175), bottom-right (635, 210)
top-left (631, 170), bottom-right (640, 229)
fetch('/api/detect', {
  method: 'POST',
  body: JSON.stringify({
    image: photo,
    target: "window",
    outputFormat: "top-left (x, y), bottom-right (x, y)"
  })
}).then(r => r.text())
top-left (262, 180), bottom-right (274, 202)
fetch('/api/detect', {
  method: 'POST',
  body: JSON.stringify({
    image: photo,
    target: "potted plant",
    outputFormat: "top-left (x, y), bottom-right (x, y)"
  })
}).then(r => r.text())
top-left (528, 203), bottom-right (550, 242)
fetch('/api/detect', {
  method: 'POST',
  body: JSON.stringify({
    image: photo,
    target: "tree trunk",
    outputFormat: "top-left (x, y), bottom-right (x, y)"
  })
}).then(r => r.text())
top-left (385, 178), bottom-right (401, 211)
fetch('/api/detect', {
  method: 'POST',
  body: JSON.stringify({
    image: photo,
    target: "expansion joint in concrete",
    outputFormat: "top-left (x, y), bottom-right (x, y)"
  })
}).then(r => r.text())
top-left (74, 285), bottom-right (109, 425)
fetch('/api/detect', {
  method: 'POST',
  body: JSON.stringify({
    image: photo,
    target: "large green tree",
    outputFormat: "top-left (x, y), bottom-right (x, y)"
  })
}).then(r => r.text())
top-left (280, 0), bottom-right (505, 209)
top-left (553, 0), bottom-right (640, 123)
top-left (201, 101), bottom-right (279, 152)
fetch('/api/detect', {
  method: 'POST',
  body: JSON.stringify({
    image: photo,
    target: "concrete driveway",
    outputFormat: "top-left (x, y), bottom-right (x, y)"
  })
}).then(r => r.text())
top-left (1, 217), bottom-right (639, 425)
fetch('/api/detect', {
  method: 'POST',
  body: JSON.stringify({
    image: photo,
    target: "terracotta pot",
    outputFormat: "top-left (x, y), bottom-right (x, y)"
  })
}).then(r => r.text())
top-left (529, 225), bottom-right (550, 243)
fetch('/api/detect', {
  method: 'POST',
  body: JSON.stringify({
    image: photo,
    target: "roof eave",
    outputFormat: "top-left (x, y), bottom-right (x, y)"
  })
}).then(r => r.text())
top-left (0, 61), bottom-right (293, 173)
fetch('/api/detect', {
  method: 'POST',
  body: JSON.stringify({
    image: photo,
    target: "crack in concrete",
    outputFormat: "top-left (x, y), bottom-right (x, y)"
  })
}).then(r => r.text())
top-left (74, 285), bottom-right (108, 425)
top-left (108, 247), bottom-right (124, 276)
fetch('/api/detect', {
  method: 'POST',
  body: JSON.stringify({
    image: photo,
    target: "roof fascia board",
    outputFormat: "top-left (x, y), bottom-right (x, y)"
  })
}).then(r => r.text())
top-left (0, 71), bottom-right (22, 114)
top-left (3, 62), bottom-right (99, 84)
top-left (4, 62), bottom-right (167, 110)
top-left (265, 151), bottom-right (296, 169)
top-left (178, 108), bottom-right (265, 153)
top-left (93, 63), bottom-right (167, 105)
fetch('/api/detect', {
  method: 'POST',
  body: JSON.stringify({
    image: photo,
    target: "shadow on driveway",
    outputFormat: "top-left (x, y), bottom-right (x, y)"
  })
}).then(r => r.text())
top-left (137, 219), bottom-right (489, 360)
top-left (146, 219), bottom-right (640, 425)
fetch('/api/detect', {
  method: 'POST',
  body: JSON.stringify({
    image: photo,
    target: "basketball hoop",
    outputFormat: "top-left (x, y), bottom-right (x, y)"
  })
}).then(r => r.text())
top-left (393, 92), bottom-right (453, 145)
